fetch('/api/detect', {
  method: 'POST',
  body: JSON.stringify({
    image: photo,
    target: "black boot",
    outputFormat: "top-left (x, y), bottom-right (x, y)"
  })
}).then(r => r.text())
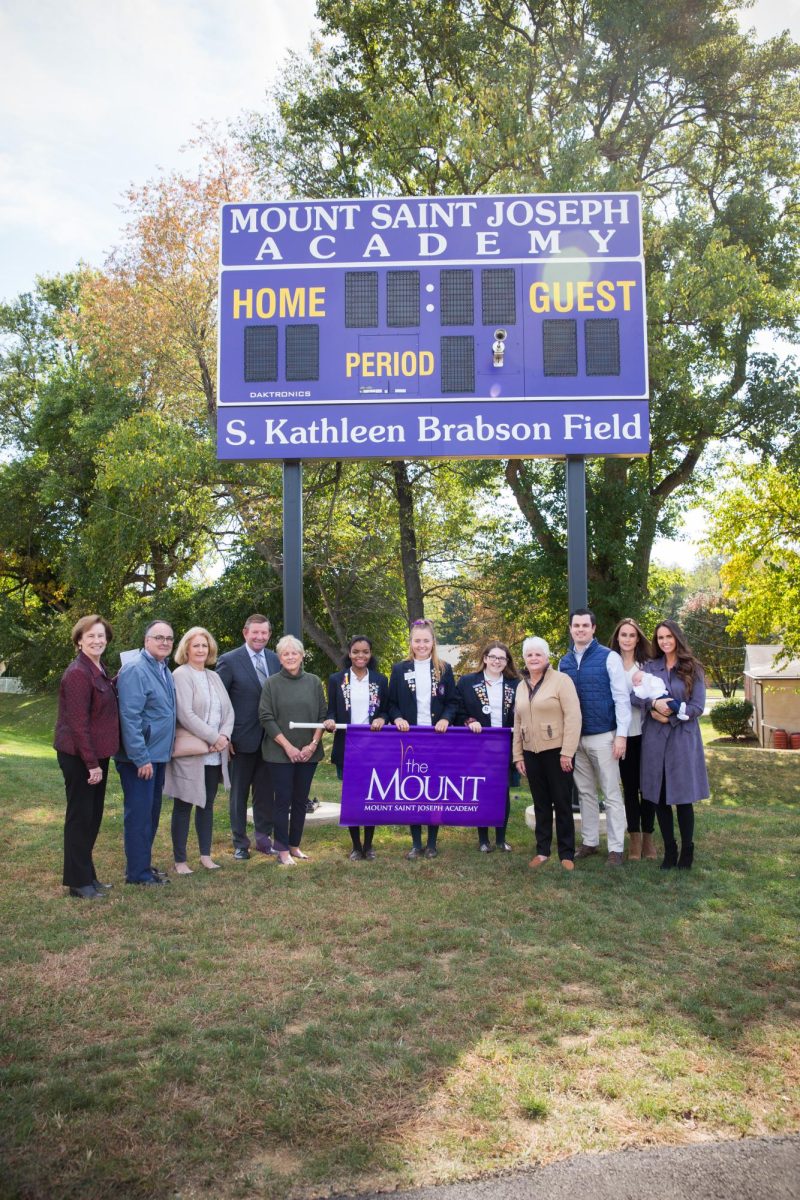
top-left (660, 842), bottom-right (678, 870)
top-left (677, 842), bottom-right (694, 870)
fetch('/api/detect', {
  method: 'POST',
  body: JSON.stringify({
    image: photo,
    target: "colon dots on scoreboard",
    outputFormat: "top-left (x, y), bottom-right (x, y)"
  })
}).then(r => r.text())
top-left (242, 268), bottom-right (620, 388)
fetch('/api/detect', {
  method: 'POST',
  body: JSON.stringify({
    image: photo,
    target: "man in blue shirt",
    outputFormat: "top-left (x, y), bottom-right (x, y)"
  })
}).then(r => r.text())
top-left (559, 609), bottom-right (631, 866)
top-left (116, 620), bottom-right (177, 885)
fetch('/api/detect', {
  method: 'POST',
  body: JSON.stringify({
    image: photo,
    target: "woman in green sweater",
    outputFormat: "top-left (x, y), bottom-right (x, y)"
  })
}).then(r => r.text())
top-left (258, 635), bottom-right (327, 866)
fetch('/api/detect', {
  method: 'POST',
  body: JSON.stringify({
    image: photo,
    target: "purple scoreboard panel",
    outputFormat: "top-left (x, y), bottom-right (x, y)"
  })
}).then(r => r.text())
top-left (217, 194), bottom-right (649, 460)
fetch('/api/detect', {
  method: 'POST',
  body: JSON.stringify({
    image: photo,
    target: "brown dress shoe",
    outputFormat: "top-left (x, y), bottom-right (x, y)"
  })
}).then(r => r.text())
top-left (575, 844), bottom-right (599, 859)
top-left (528, 854), bottom-right (549, 868)
top-left (641, 832), bottom-right (658, 860)
top-left (606, 851), bottom-right (624, 867)
top-left (560, 859), bottom-right (575, 871)
top-left (627, 832), bottom-right (642, 860)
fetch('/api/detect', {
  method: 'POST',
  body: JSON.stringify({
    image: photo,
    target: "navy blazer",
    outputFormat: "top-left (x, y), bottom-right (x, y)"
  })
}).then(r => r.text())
top-left (456, 671), bottom-right (519, 729)
top-left (216, 643), bottom-right (281, 754)
top-left (116, 650), bottom-right (176, 767)
top-left (326, 667), bottom-right (390, 767)
top-left (387, 659), bottom-right (459, 726)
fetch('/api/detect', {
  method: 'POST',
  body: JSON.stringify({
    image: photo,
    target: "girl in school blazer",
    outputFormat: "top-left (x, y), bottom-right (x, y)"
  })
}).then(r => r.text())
top-left (387, 618), bottom-right (458, 860)
top-left (457, 640), bottom-right (520, 853)
top-left (324, 635), bottom-right (389, 860)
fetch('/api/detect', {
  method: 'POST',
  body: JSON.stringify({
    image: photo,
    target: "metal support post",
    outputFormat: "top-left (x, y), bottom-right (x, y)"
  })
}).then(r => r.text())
top-left (282, 460), bottom-right (303, 638)
top-left (566, 456), bottom-right (588, 613)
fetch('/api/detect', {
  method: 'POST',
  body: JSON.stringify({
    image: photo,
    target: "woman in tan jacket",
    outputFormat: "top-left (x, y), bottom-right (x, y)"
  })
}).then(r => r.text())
top-left (165, 627), bottom-right (234, 874)
top-left (513, 636), bottom-right (581, 871)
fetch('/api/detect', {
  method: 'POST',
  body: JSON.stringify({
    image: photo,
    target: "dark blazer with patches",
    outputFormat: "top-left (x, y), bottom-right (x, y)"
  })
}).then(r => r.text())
top-left (216, 644), bottom-right (280, 754)
top-left (456, 670), bottom-right (519, 730)
top-left (326, 667), bottom-right (390, 767)
top-left (387, 659), bottom-right (459, 726)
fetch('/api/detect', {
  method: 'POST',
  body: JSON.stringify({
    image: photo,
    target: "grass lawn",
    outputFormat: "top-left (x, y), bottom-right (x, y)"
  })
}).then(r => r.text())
top-left (1, 693), bottom-right (798, 1200)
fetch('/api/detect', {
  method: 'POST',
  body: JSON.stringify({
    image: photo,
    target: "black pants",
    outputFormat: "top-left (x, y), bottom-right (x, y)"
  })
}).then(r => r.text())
top-left (409, 824), bottom-right (439, 850)
top-left (619, 735), bottom-right (655, 833)
top-left (58, 752), bottom-right (108, 888)
top-left (655, 774), bottom-right (695, 847)
top-left (524, 748), bottom-right (576, 861)
top-left (171, 767), bottom-right (220, 860)
top-left (478, 789), bottom-right (511, 846)
top-left (271, 761), bottom-right (317, 850)
top-left (336, 765), bottom-right (375, 851)
top-left (228, 750), bottom-right (274, 850)
top-left (349, 826), bottom-right (375, 851)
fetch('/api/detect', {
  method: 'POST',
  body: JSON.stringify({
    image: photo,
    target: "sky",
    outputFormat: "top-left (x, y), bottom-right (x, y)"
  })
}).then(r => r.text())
top-left (0, 0), bottom-right (317, 303)
top-left (0, 0), bottom-right (794, 304)
top-left (0, 0), bottom-right (794, 565)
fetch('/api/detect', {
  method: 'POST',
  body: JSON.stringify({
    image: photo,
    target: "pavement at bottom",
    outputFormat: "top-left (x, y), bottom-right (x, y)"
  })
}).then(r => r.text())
top-left (336, 1134), bottom-right (800, 1200)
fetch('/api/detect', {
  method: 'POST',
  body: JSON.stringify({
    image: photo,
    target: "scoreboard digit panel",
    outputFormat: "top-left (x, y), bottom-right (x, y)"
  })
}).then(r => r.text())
top-left (218, 258), bottom-right (646, 406)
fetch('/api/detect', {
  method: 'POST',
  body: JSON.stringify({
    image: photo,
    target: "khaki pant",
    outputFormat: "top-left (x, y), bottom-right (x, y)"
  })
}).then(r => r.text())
top-left (573, 731), bottom-right (626, 852)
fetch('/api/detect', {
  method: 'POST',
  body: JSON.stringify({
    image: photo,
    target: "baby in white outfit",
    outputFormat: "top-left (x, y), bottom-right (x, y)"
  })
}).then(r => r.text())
top-left (632, 670), bottom-right (689, 721)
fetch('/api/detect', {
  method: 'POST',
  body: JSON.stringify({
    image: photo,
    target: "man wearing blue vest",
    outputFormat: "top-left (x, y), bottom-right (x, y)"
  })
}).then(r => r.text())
top-left (558, 609), bottom-right (631, 866)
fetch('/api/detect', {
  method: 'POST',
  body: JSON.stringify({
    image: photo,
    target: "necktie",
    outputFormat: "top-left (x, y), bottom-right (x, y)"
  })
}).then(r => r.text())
top-left (252, 653), bottom-right (267, 684)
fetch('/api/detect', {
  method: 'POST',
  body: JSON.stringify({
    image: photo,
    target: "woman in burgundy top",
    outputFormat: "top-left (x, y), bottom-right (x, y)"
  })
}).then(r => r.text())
top-left (53, 615), bottom-right (120, 898)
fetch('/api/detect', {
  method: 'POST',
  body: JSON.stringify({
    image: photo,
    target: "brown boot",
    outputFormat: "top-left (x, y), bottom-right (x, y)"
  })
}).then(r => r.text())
top-left (641, 832), bottom-right (658, 860)
top-left (628, 832), bottom-right (642, 860)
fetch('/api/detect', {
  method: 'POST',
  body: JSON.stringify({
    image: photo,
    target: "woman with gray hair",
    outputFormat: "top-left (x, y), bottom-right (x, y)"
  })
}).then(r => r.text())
top-left (258, 635), bottom-right (327, 866)
top-left (513, 636), bottom-right (582, 871)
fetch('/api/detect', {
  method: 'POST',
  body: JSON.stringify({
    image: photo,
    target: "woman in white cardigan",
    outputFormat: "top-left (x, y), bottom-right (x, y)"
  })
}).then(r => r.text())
top-left (165, 626), bottom-right (234, 874)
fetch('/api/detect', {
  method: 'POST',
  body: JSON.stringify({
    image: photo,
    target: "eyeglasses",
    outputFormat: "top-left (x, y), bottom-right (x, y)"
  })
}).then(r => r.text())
top-left (147, 634), bottom-right (174, 643)
top-left (410, 620), bottom-right (432, 628)
top-left (485, 654), bottom-right (507, 662)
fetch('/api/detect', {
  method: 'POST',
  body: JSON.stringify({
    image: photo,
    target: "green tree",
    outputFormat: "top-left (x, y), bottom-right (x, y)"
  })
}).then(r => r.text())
top-left (243, 0), bottom-right (800, 631)
top-left (76, 137), bottom-right (492, 663)
top-left (0, 277), bottom-right (137, 683)
top-left (705, 459), bottom-right (800, 658)
top-left (678, 589), bottom-right (745, 695)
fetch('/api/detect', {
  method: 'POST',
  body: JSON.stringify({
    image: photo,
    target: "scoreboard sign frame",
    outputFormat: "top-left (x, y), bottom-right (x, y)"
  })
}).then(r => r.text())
top-left (217, 192), bottom-right (649, 460)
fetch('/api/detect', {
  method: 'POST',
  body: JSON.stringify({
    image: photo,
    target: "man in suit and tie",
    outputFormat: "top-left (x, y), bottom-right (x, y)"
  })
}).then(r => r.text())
top-left (116, 619), bottom-right (177, 886)
top-left (216, 614), bottom-right (280, 861)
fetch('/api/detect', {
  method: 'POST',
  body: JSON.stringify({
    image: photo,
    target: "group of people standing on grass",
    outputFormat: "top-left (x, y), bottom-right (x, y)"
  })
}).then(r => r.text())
top-left (52, 606), bottom-right (709, 898)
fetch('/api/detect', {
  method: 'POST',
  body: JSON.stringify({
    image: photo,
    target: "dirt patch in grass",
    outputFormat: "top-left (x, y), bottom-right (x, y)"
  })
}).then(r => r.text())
top-left (5, 936), bottom-right (126, 1017)
top-left (9, 805), bottom-right (61, 826)
top-left (560, 982), bottom-right (597, 1003)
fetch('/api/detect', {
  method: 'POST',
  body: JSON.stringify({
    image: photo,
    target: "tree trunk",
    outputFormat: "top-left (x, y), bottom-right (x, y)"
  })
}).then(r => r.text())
top-left (392, 460), bottom-right (425, 623)
top-left (251, 536), bottom-right (342, 665)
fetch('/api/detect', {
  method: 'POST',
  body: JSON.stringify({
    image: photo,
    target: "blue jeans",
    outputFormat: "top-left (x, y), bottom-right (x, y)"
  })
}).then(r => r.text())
top-left (117, 760), bottom-right (166, 882)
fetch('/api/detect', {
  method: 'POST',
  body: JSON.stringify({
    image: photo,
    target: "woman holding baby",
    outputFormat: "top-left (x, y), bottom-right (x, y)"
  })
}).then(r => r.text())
top-left (631, 620), bottom-right (709, 871)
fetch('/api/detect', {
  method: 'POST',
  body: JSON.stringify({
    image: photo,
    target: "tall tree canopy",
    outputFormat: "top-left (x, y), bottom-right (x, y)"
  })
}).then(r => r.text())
top-left (243, 0), bottom-right (800, 630)
top-left (705, 456), bottom-right (800, 658)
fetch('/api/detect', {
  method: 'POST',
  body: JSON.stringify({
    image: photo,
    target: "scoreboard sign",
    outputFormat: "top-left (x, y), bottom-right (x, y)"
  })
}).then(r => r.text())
top-left (217, 193), bottom-right (649, 460)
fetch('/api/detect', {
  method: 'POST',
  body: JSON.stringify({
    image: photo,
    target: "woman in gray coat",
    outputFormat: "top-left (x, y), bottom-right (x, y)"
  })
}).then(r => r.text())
top-left (636, 620), bottom-right (709, 871)
top-left (166, 627), bottom-right (234, 874)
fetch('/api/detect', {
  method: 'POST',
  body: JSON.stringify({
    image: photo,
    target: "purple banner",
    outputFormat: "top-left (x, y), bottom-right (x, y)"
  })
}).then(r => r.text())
top-left (218, 399), bottom-right (649, 459)
top-left (339, 726), bottom-right (511, 827)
